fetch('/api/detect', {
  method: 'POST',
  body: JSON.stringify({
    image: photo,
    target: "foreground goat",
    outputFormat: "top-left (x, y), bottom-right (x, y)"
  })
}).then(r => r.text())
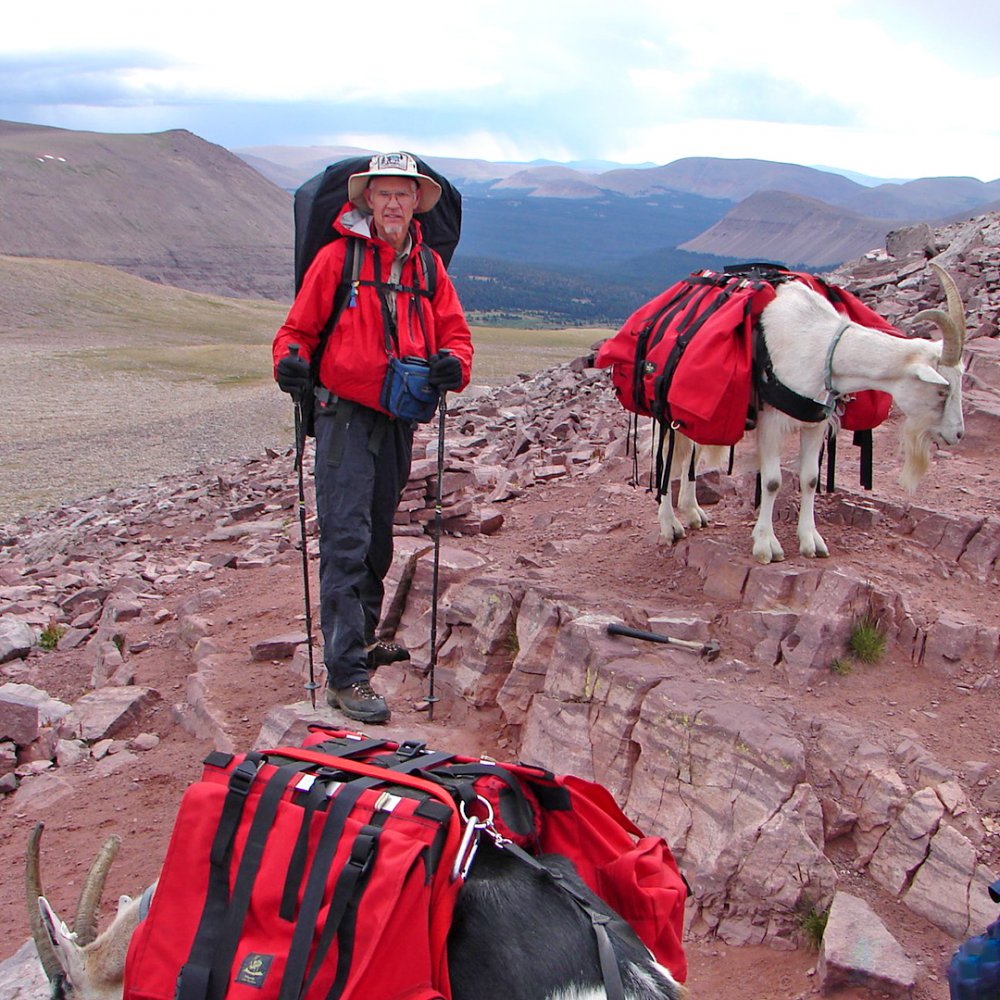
top-left (28, 826), bottom-right (683, 1000)
top-left (659, 264), bottom-right (966, 563)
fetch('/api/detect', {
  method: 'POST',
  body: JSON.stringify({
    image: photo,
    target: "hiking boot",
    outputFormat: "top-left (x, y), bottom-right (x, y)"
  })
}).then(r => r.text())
top-left (327, 680), bottom-right (390, 724)
top-left (366, 639), bottom-right (410, 672)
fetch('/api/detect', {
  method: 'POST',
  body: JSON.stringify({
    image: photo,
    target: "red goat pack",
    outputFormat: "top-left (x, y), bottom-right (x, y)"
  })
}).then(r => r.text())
top-left (123, 729), bottom-right (688, 1000)
top-left (594, 267), bottom-right (896, 444)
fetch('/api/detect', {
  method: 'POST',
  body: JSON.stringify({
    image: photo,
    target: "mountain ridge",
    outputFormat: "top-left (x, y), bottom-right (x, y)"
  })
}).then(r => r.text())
top-left (5, 118), bottom-right (1000, 324)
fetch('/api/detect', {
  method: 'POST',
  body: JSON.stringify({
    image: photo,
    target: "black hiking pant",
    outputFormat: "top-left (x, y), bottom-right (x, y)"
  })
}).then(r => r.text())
top-left (313, 398), bottom-right (413, 689)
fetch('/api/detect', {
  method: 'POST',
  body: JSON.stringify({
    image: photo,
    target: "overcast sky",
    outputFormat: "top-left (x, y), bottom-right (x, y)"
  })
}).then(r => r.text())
top-left (3, 0), bottom-right (998, 182)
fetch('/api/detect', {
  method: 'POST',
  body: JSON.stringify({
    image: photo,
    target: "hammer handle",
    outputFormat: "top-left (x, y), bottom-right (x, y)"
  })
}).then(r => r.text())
top-left (606, 623), bottom-right (673, 644)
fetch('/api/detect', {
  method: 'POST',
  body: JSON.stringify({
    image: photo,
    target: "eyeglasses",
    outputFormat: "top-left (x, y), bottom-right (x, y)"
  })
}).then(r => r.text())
top-left (368, 188), bottom-right (417, 204)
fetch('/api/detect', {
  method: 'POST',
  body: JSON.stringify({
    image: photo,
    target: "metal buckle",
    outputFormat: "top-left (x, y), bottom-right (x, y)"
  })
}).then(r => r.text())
top-left (227, 758), bottom-right (259, 797)
top-left (396, 740), bottom-right (427, 760)
top-left (349, 830), bottom-right (377, 873)
top-left (450, 794), bottom-right (511, 882)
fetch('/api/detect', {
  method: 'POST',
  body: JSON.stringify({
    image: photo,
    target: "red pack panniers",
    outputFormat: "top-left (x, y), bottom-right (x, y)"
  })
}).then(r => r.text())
top-left (123, 729), bottom-right (688, 1000)
top-left (594, 268), bottom-right (897, 443)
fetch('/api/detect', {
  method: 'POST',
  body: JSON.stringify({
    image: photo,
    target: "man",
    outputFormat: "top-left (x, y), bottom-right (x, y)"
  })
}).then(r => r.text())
top-left (273, 152), bottom-right (473, 724)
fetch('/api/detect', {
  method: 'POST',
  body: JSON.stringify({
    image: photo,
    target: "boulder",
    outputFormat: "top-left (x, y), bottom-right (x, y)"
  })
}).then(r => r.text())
top-left (818, 891), bottom-right (915, 997)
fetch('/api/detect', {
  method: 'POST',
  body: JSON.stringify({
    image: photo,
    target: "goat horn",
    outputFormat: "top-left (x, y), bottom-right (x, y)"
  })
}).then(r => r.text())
top-left (73, 834), bottom-right (121, 946)
top-left (26, 823), bottom-right (64, 984)
top-left (912, 263), bottom-right (966, 367)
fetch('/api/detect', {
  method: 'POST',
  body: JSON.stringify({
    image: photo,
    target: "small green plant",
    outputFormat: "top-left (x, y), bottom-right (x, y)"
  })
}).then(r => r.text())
top-left (798, 901), bottom-right (829, 949)
top-left (113, 633), bottom-right (126, 655)
top-left (830, 657), bottom-right (853, 676)
top-left (38, 622), bottom-right (66, 651)
top-left (507, 627), bottom-right (520, 657)
top-left (848, 612), bottom-right (887, 664)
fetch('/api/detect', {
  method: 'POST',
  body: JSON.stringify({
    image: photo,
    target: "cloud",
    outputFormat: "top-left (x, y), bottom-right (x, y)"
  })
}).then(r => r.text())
top-left (0, 0), bottom-right (998, 180)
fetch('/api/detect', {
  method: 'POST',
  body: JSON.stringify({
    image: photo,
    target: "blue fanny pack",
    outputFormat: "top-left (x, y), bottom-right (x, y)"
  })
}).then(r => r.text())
top-left (380, 355), bottom-right (439, 423)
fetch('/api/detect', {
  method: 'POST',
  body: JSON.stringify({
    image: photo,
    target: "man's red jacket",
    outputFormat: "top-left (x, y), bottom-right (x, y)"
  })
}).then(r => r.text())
top-left (272, 202), bottom-right (473, 413)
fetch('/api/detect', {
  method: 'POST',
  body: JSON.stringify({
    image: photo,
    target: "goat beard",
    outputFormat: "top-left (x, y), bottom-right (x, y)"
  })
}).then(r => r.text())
top-left (898, 420), bottom-right (934, 492)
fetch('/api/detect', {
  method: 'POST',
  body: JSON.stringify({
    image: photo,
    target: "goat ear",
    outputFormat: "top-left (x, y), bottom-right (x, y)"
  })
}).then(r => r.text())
top-left (38, 897), bottom-right (86, 982)
top-left (912, 363), bottom-right (949, 386)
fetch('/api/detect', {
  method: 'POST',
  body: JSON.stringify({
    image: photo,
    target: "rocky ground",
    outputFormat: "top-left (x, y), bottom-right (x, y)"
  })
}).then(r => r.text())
top-left (2, 214), bottom-right (1000, 999)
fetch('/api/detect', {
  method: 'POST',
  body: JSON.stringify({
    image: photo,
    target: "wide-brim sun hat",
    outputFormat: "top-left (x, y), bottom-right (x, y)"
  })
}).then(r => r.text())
top-left (348, 152), bottom-right (442, 214)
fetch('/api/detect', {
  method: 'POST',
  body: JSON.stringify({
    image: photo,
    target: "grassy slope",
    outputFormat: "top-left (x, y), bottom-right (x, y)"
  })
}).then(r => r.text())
top-left (0, 256), bottom-right (609, 520)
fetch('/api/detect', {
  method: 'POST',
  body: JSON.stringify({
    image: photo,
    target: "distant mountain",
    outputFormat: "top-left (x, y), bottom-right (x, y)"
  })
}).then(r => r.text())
top-left (810, 165), bottom-right (911, 187)
top-left (598, 157), bottom-right (866, 204)
top-left (237, 146), bottom-right (1000, 271)
top-left (6, 120), bottom-right (1000, 327)
top-left (235, 144), bottom-right (539, 190)
top-left (844, 176), bottom-right (1000, 220)
top-left (680, 191), bottom-right (909, 269)
top-left (490, 165), bottom-right (609, 198)
top-left (0, 120), bottom-right (294, 300)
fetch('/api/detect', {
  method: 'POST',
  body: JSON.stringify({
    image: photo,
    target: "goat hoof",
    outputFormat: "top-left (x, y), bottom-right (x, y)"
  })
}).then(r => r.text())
top-left (657, 521), bottom-right (687, 545)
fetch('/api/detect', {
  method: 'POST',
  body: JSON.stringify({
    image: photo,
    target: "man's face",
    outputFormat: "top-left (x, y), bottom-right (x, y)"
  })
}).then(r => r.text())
top-left (364, 176), bottom-right (420, 246)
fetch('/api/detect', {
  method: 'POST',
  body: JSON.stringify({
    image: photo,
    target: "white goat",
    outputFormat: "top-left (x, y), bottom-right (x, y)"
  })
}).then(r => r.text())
top-left (658, 263), bottom-right (966, 563)
top-left (28, 826), bottom-right (683, 1000)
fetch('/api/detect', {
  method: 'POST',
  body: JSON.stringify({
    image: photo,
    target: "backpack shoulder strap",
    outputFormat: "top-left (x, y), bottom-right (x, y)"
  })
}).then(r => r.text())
top-left (419, 244), bottom-right (437, 298)
top-left (310, 237), bottom-right (362, 378)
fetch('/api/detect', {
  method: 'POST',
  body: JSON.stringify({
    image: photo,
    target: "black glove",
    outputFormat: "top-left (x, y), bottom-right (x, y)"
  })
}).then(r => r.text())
top-left (276, 351), bottom-right (312, 401)
top-left (427, 351), bottom-right (463, 390)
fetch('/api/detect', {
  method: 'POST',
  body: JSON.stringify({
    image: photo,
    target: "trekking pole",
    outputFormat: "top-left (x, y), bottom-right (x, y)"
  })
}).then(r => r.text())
top-left (288, 344), bottom-right (319, 709)
top-left (426, 357), bottom-right (450, 722)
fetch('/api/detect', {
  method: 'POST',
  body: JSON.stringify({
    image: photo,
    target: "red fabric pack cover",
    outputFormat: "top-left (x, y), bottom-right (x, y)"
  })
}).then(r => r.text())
top-left (124, 747), bottom-right (463, 1000)
top-left (124, 730), bottom-right (689, 998)
top-left (299, 730), bottom-right (689, 983)
top-left (596, 267), bottom-right (903, 440)
top-left (594, 271), bottom-right (775, 445)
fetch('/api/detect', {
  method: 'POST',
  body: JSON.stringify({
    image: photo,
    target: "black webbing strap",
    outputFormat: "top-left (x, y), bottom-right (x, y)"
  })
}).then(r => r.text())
top-left (754, 325), bottom-right (836, 424)
top-left (855, 429), bottom-right (874, 489)
top-left (174, 752), bottom-right (261, 1000)
top-left (655, 422), bottom-right (675, 504)
top-left (280, 775), bottom-right (332, 921)
top-left (382, 750), bottom-right (456, 774)
top-left (496, 841), bottom-right (628, 1000)
top-left (313, 240), bottom-right (361, 374)
top-left (204, 761), bottom-right (315, 1000)
top-left (299, 240), bottom-right (361, 443)
top-left (630, 282), bottom-right (703, 414)
top-left (410, 245), bottom-right (437, 351)
top-left (425, 763), bottom-right (538, 842)
top-left (366, 241), bottom-right (437, 361)
top-left (309, 811), bottom-right (392, 1000)
top-left (308, 737), bottom-right (392, 759)
top-left (825, 428), bottom-right (837, 493)
top-left (278, 746), bottom-right (452, 924)
top-left (276, 776), bottom-right (382, 1000)
top-left (654, 278), bottom-right (752, 428)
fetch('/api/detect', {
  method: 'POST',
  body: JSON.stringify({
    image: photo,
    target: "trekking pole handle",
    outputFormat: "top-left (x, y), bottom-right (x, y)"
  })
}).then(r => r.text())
top-left (437, 348), bottom-right (452, 405)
